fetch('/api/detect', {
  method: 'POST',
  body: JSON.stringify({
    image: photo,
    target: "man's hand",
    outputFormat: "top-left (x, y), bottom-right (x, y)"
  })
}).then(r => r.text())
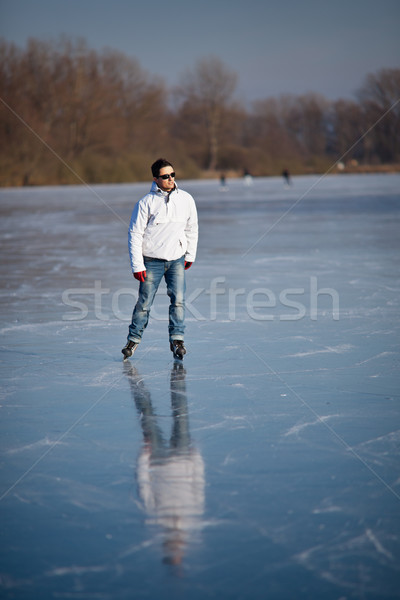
top-left (133, 270), bottom-right (147, 282)
top-left (184, 261), bottom-right (192, 270)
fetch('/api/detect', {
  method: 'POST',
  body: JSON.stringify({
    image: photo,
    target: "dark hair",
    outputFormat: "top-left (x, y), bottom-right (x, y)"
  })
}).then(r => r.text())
top-left (151, 158), bottom-right (174, 178)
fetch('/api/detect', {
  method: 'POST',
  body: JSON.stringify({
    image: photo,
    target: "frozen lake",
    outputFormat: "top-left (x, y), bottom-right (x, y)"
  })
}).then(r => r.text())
top-left (1, 174), bottom-right (399, 599)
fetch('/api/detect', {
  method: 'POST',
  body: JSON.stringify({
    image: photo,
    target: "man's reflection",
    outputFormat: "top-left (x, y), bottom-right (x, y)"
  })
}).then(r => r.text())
top-left (124, 362), bottom-right (205, 568)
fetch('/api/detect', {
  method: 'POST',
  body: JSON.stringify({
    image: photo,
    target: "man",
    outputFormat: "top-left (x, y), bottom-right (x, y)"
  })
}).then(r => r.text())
top-left (122, 158), bottom-right (198, 361)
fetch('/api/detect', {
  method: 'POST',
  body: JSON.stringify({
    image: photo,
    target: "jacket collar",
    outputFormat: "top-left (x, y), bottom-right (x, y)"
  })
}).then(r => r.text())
top-left (150, 180), bottom-right (178, 196)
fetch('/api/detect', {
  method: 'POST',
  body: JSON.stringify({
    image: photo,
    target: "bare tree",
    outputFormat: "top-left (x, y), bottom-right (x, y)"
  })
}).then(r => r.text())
top-left (278, 93), bottom-right (330, 159)
top-left (357, 68), bottom-right (400, 163)
top-left (330, 99), bottom-right (365, 162)
top-left (0, 37), bottom-right (167, 184)
top-left (245, 97), bottom-right (302, 174)
top-left (174, 56), bottom-right (237, 171)
top-left (0, 38), bottom-right (61, 184)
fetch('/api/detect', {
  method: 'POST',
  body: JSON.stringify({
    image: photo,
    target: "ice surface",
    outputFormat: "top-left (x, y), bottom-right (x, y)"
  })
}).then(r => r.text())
top-left (1, 174), bottom-right (399, 599)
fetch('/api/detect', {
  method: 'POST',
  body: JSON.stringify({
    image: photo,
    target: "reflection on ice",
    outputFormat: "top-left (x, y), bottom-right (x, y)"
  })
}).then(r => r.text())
top-left (125, 362), bottom-right (205, 568)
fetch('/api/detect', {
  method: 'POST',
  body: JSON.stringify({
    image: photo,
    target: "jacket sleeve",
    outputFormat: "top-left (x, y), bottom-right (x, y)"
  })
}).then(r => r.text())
top-left (128, 197), bottom-right (149, 273)
top-left (184, 195), bottom-right (198, 263)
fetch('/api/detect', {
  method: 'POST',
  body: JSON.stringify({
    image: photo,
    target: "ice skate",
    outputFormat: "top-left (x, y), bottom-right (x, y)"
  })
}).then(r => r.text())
top-left (170, 340), bottom-right (186, 360)
top-left (121, 341), bottom-right (138, 360)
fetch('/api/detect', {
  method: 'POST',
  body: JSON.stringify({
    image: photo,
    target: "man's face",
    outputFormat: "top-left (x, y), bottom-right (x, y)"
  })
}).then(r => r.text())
top-left (155, 166), bottom-right (175, 192)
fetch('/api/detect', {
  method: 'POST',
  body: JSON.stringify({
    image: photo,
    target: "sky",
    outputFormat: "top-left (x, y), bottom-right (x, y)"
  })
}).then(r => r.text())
top-left (1, 0), bottom-right (399, 104)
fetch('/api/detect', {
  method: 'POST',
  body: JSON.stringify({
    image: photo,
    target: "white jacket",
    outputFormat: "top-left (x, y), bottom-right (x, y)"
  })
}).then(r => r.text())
top-left (128, 181), bottom-right (198, 273)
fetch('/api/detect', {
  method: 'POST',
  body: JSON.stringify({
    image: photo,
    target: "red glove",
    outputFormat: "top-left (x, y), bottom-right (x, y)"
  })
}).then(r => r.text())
top-left (133, 270), bottom-right (147, 282)
top-left (184, 261), bottom-right (192, 270)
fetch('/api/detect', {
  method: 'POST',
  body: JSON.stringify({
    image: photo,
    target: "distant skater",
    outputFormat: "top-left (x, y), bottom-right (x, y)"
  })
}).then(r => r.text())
top-left (243, 168), bottom-right (253, 186)
top-left (282, 168), bottom-right (292, 187)
top-left (122, 158), bottom-right (198, 361)
top-left (219, 173), bottom-right (228, 191)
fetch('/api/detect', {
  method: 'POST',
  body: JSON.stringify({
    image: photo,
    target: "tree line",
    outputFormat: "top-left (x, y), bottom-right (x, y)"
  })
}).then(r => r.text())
top-left (1, 37), bottom-right (399, 186)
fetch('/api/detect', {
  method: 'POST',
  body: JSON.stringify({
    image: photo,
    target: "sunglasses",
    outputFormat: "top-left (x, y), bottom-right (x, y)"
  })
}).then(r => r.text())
top-left (158, 172), bottom-right (175, 180)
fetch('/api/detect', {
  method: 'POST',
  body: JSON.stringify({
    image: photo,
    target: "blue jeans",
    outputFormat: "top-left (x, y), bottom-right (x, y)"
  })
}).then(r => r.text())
top-left (128, 256), bottom-right (186, 344)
